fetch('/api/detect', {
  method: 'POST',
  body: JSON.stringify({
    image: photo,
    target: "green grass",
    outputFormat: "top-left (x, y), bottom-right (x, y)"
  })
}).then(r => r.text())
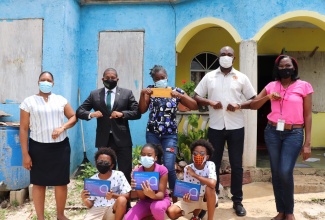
top-left (11, 200), bottom-right (19, 208)
top-left (311, 198), bottom-right (325, 204)
top-left (0, 210), bottom-right (6, 220)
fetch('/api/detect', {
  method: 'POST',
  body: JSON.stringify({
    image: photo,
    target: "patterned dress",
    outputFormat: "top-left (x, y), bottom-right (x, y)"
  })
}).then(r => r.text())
top-left (146, 85), bottom-right (185, 135)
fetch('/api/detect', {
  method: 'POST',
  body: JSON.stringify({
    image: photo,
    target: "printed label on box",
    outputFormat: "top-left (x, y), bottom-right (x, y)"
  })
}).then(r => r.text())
top-left (133, 171), bottom-right (160, 191)
top-left (84, 178), bottom-right (111, 197)
top-left (173, 179), bottom-right (201, 201)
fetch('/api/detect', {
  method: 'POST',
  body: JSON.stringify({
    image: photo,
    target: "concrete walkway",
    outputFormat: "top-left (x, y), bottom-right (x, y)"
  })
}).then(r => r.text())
top-left (191, 182), bottom-right (325, 220)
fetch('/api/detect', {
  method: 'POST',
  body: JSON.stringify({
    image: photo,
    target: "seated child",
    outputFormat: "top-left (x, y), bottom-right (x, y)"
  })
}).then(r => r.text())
top-left (124, 143), bottom-right (170, 220)
top-left (167, 139), bottom-right (217, 220)
top-left (81, 148), bottom-right (131, 220)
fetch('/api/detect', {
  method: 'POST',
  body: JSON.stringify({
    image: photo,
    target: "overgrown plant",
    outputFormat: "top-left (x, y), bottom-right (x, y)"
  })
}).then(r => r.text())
top-left (11, 200), bottom-right (19, 208)
top-left (177, 114), bottom-right (208, 163)
top-left (181, 80), bottom-right (196, 97)
top-left (132, 145), bottom-right (142, 167)
top-left (77, 162), bottom-right (97, 180)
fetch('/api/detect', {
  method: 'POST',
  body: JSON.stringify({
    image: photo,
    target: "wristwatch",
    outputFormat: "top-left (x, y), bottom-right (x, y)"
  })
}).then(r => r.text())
top-left (237, 103), bottom-right (241, 109)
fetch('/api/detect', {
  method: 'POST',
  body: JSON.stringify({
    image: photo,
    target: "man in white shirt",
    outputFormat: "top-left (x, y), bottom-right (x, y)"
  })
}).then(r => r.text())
top-left (194, 46), bottom-right (256, 217)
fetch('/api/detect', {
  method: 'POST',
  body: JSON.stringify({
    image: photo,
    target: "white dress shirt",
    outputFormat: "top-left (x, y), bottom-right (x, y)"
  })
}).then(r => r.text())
top-left (194, 67), bottom-right (256, 130)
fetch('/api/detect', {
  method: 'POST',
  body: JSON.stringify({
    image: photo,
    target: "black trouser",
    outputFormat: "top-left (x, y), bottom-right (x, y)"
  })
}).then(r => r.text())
top-left (208, 127), bottom-right (245, 203)
top-left (106, 133), bottom-right (132, 184)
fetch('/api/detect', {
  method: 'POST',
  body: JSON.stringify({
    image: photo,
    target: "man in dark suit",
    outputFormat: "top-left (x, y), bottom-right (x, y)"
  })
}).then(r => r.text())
top-left (76, 68), bottom-right (141, 183)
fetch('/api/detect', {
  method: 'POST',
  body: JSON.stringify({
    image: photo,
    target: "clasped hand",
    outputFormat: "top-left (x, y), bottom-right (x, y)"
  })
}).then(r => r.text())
top-left (209, 101), bottom-right (240, 111)
top-left (268, 92), bottom-right (282, 101)
top-left (110, 111), bottom-right (123, 119)
top-left (52, 126), bottom-right (65, 140)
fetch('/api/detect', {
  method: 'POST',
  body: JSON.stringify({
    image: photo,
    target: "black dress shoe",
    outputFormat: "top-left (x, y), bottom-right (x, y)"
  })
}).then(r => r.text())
top-left (198, 210), bottom-right (206, 219)
top-left (233, 202), bottom-right (246, 217)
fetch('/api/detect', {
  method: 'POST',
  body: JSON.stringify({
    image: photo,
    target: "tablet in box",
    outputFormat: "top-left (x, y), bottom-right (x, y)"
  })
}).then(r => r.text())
top-left (84, 178), bottom-right (111, 197)
top-left (133, 171), bottom-right (159, 191)
top-left (173, 179), bottom-right (201, 201)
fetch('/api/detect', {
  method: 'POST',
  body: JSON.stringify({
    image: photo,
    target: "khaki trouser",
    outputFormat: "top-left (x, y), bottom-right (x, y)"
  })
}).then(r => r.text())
top-left (84, 206), bottom-right (115, 220)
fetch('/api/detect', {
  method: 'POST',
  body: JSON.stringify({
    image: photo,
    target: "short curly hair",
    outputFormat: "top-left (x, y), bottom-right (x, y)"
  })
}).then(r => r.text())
top-left (190, 139), bottom-right (214, 158)
top-left (94, 148), bottom-right (117, 165)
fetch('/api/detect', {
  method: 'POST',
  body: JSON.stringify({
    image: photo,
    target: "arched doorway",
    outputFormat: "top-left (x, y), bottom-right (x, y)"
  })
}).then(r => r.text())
top-left (254, 11), bottom-right (325, 168)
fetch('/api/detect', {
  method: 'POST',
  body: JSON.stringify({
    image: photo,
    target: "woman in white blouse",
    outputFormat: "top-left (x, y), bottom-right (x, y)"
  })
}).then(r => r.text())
top-left (20, 71), bottom-right (77, 220)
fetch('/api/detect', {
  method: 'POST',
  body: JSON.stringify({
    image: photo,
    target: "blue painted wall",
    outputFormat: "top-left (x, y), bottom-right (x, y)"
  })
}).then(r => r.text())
top-left (174, 0), bottom-right (325, 39)
top-left (78, 3), bottom-right (177, 163)
top-left (1, 0), bottom-right (325, 174)
top-left (0, 0), bottom-right (80, 173)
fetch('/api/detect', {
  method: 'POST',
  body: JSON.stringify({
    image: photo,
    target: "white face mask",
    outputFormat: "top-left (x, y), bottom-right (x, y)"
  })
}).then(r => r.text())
top-left (219, 56), bottom-right (233, 68)
top-left (140, 156), bottom-right (155, 168)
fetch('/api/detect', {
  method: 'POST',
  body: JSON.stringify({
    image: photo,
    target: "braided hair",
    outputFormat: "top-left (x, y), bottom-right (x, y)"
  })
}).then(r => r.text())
top-left (149, 65), bottom-right (167, 78)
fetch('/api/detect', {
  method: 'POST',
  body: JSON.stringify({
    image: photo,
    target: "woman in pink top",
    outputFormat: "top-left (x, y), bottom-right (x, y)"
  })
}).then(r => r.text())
top-left (250, 55), bottom-right (313, 220)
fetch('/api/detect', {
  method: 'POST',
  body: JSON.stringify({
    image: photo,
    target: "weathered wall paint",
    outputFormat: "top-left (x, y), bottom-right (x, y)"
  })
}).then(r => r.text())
top-left (0, 0), bottom-right (80, 173)
top-left (78, 4), bottom-right (177, 161)
top-left (174, 0), bottom-right (325, 40)
top-left (258, 28), bottom-right (325, 53)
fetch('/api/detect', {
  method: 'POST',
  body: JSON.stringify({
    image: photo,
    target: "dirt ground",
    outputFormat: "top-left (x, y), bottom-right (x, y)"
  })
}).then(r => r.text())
top-left (2, 181), bottom-right (325, 220)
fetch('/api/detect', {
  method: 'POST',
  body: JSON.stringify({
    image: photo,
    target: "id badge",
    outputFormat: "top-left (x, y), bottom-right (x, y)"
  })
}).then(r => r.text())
top-left (276, 119), bottom-right (285, 131)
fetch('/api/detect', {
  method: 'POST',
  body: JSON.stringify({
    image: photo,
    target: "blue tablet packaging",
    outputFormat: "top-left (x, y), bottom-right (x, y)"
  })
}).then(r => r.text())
top-left (173, 179), bottom-right (201, 201)
top-left (133, 171), bottom-right (160, 191)
top-left (84, 178), bottom-right (111, 197)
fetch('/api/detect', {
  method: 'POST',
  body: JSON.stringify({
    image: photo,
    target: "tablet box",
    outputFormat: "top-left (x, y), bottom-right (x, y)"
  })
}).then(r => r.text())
top-left (151, 88), bottom-right (172, 98)
top-left (84, 178), bottom-right (111, 197)
top-left (173, 179), bottom-right (201, 201)
top-left (133, 171), bottom-right (159, 191)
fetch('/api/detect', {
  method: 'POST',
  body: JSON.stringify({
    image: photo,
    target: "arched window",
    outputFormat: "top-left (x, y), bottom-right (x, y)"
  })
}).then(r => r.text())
top-left (190, 52), bottom-right (219, 85)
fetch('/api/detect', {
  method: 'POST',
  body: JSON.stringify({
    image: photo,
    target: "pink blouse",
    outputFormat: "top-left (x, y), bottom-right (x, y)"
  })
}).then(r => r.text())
top-left (265, 80), bottom-right (313, 124)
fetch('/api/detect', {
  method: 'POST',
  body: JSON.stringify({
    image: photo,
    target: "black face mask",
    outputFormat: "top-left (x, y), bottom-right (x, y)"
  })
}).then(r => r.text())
top-left (96, 161), bottom-right (111, 174)
top-left (103, 79), bottom-right (117, 90)
top-left (278, 68), bottom-right (294, 79)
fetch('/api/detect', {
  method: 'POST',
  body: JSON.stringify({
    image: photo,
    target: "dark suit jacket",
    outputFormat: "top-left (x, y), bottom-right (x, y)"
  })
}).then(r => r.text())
top-left (76, 87), bottom-right (141, 148)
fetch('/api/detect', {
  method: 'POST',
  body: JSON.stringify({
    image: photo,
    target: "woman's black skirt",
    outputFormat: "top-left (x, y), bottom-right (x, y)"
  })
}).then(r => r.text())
top-left (29, 137), bottom-right (70, 186)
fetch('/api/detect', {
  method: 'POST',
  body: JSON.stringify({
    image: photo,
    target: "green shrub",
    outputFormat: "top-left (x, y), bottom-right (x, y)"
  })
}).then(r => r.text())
top-left (181, 80), bottom-right (196, 97)
top-left (177, 114), bottom-right (208, 163)
top-left (132, 145), bottom-right (142, 167)
top-left (77, 162), bottom-right (97, 180)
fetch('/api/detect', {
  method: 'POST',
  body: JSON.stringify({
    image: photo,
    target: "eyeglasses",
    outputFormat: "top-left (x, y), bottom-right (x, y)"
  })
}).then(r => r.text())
top-left (96, 160), bottom-right (111, 166)
top-left (193, 151), bottom-right (206, 156)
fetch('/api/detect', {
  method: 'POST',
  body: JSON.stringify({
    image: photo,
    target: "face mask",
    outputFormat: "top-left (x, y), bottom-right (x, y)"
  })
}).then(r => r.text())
top-left (219, 56), bottom-right (233, 68)
top-left (39, 81), bottom-right (53, 93)
top-left (278, 68), bottom-right (294, 79)
top-left (192, 154), bottom-right (207, 165)
top-left (140, 156), bottom-right (155, 168)
top-left (103, 79), bottom-right (118, 90)
top-left (96, 161), bottom-right (111, 174)
top-left (155, 79), bottom-right (168, 88)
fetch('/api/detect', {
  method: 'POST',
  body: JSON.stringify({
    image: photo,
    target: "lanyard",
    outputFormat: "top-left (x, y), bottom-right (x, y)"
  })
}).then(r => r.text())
top-left (279, 82), bottom-right (291, 119)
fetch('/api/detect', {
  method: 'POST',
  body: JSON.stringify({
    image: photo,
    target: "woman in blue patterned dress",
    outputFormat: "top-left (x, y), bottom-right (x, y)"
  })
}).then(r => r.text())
top-left (139, 65), bottom-right (198, 200)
